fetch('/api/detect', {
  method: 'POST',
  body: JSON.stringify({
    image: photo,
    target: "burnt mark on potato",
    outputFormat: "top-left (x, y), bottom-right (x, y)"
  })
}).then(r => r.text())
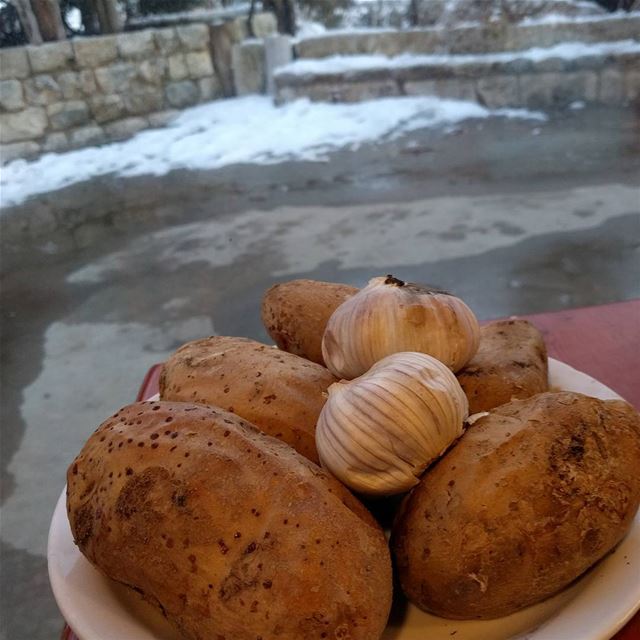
top-left (172, 490), bottom-right (188, 508)
top-left (568, 434), bottom-right (585, 461)
top-left (218, 572), bottom-right (258, 602)
top-left (116, 467), bottom-right (171, 520)
top-left (73, 504), bottom-right (94, 546)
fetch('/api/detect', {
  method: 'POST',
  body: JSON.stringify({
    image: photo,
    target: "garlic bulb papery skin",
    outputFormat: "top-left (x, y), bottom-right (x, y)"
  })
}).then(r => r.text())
top-left (316, 351), bottom-right (469, 496)
top-left (322, 275), bottom-right (480, 380)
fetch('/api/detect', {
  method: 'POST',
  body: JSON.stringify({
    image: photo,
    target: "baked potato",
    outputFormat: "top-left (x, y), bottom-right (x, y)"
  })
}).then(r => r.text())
top-left (392, 392), bottom-right (640, 619)
top-left (261, 279), bottom-right (358, 365)
top-left (159, 336), bottom-right (336, 463)
top-left (67, 401), bottom-right (393, 640)
top-left (457, 319), bottom-right (548, 413)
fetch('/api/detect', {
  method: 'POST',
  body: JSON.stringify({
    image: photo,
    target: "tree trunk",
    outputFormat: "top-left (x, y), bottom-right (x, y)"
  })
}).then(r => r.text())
top-left (95, 0), bottom-right (123, 33)
top-left (31, 0), bottom-right (66, 40)
top-left (264, 0), bottom-right (295, 35)
top-left (77, 0), bottom-right (100, 34)
top-left (12, 0), bottom-right (43, 43)
top-left (408, 0), bottom-right (420, 26)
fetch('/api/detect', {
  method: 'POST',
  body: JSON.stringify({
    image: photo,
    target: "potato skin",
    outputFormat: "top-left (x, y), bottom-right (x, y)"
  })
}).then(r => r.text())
top-left (159, 336), bottom-right (337, 463)
top-left (392, 392), bottom-right (640, 619)
top-left (67, 401), bottom-right (392, 640)
top-left (261, 279), bottom-right (358, 366)
top-left (457, 319), bottom-right (548, 413)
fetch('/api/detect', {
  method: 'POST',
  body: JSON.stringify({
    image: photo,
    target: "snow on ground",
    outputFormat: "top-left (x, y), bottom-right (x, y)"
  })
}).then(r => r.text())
top-left (0, 95), bottom-right (544, 209)
top-left (276, 39), bottom-right (640, 76)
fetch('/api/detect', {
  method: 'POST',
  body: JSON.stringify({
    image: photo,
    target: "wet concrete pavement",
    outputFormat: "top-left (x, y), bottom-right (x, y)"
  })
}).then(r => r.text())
top-left (1, 105), bottom-right (639, 639)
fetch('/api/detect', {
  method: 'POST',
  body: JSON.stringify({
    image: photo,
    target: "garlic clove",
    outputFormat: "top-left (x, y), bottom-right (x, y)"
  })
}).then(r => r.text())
top-left (322, 275), bottom-right (480, 380)
top-left (316, 351), bottom-right (469, 496)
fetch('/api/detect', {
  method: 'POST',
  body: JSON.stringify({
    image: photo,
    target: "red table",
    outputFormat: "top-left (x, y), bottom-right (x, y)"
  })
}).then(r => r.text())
top-left (61, 300), bottom-right (640, 640)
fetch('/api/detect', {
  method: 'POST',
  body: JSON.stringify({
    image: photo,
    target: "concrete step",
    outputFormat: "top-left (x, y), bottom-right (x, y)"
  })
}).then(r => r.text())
top-left (275, 40), bottom-right (640, 109)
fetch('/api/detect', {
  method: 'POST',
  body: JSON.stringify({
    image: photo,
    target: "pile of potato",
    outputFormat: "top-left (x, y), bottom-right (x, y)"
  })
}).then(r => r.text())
top-left (66, 277), bottom-right (640, 640)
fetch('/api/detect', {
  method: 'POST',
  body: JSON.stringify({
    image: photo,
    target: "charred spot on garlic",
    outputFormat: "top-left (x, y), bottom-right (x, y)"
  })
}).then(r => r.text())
top-left (315, 352), bottom-right (469, 496)
top-left (384, 275), bottom-right (405, 286)
top-left (322, 275), bottom-right (480, 379)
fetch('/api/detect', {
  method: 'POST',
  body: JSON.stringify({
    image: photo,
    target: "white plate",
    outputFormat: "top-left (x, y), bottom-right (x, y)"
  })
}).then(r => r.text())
top-left (48, 358), bottom-right (640, 640)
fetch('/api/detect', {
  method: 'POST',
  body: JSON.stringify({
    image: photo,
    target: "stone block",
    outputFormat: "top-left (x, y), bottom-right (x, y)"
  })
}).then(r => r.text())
top-left (265, 35), bottom-right (293, 95)
top-left (0, 79), bottom-right (24, 111)
top-left (437, 78), bottom-right (476, 101)
top-left (104, 116), bottom-right (148, 140)
top-left (198, 75), bottom-right (221, 101)
top-left (625, 69), bottom-right (640, 104)
top-left (90, 94), bottom-right (125, 123)
top-left (566, 54), bottom-right (607, 72)
top-left (520, 72), bottom-right (556, 109)
top-left (70, 125), bottom-right (105, 146)
top-left (48, 100), bottom-right (90, 130)
top-left (1, 107), bottom-right (47, 143)
top-left (176, 24), bottom-right (209, 51)
top-left (451, 61), bottom-right (495, 80)
top-left (42, 132), bottom-right (69, 152)
top-left (249, 12), bottom-right (277, 39)
top-left (168, 54), bottom-right (188, 81)
top-left (148, 109), bottom-right (178, 127)
top-left (74, 35), bottom-right (119, 68)
top-left (396, 30), bottom-right (443, 55)
top-left (94, 62), bottom-right (138, 93)
top-left (1, 140), bottom-right (40, 163)
top-left (534, 57), bottom-right (567, 73)
top-left (310, 79), bottom-right (399, 103)
top-left (117, 29), bottom-right (156, 59)
top-left (599, 67), bottom-right (625, 106)
top-left (57, 70), bottom-right (97, 99)
top-left (476, 75), bottom-right (519, 109)
top-left (402, 79), bottom-right (437, 97)
top-left (0, 47), bottom-right (30, 80)
top-left (521, 70), bottom-right (597, 109)
top-left (154, 27), bottom-right (179, 54)
top-left (185, 51), bottom-right (214, 78)
top-left (23, 74), bottom-right (62, 106)
top-left (165, 80), bottom-right (199, 107)
top-left (27, 41), bottom-right (73, 73)
top-left (553, 71), bottom-right (598, 106)
top-left (123, 88), bottom-right (163, 115)
top-left (395, 63), bottom-right (455, 84)
top-left (403, 78), bottom-right (475, 102)
top-left (139, 59), bottom-right (166, 84)
top-left (210, 19), bottom-right (249, 96)
top-left (232, 41), bottom-right (265, 95)
top-left (500, 57), bottom-right (534, 75)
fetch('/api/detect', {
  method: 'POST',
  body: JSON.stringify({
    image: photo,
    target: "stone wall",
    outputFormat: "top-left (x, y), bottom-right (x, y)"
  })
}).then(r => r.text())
top-left (295, 13), bottom-right (640, 58)
top-left (0, 14), bottom-right (276, 163)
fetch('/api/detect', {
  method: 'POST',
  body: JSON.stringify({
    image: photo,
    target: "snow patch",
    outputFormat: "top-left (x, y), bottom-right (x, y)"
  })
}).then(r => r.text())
top-left (0, 95), bottom-right (544, 208)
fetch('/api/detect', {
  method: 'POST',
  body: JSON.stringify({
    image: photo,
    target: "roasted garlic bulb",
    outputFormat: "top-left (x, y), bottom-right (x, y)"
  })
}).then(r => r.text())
top-left (316, 351), bottom-right (469, 496)
top-left (322, 275), bottom-right (480, 379)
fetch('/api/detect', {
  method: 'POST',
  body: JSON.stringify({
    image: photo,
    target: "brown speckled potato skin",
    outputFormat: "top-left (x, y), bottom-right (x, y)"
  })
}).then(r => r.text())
top-left (392, 392), bottom-right (640, 619)
top-left (67, 402), bottom-right (392, 640)
top-left (261, 279), bottom-right (358, 366)
top-left (457, 319), bottom-right (548, 413)
top-left (159, 336), bottom-right (337, 463)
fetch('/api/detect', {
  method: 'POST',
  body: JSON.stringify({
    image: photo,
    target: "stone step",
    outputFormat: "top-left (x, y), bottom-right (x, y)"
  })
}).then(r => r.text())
top-left (295, 13), bottom-right (640, 59)
top-left (274, 40), bottom-right (640, 109)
